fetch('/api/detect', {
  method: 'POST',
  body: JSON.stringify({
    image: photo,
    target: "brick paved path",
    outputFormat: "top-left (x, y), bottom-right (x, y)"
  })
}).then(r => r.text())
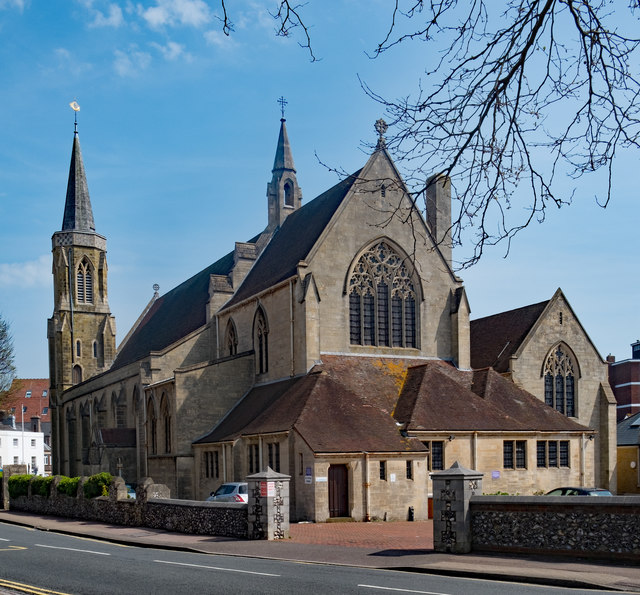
top-left (289, 520), bottom-right (433, 550)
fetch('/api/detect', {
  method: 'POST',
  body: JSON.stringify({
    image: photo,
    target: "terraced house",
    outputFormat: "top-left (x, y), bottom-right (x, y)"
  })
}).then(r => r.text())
top-left (48, 116), bottom-right (616, 522)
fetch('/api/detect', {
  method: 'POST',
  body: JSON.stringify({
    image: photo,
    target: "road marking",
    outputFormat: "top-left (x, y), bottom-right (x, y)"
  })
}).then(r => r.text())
top-left (154, 559), bottom-right (280, 577)
top-left (0, 577), bottom-right (71, 594)
top-left (35, 544), bottom-right (111, 556)
top-left (0, 545), bottom-right (27, 551)
top-left (358, 586), bottom-right (451, 595)
top-left (0, 537), bottom-right (10, 541)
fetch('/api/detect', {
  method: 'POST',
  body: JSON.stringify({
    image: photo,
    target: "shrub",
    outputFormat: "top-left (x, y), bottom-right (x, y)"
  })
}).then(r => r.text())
top-left (8, 474), bottom-right (32, 499)
top-left (83, 472), bottom-right (113, 499)
top-left (57, 476), bottom-right (80, 497)
top-left (31, 475), bottom-right (55, 497)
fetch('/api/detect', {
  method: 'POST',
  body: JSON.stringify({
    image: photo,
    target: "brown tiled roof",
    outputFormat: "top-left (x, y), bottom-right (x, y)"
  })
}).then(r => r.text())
top-left (395, 362), bottom-right (589, 432)
top-left (470, 301), bottom-right (548, 372)
top-left (197, 354), bottom-right (588, 454)
top-left (222, 171), bottom-right (361, 309)
top-left (196, 355), bottom-right (427, 454)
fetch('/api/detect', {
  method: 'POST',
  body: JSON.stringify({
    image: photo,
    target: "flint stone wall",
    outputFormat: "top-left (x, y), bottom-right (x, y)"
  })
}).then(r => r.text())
top-left (471, 495), bottom-right (640, 560)
top-left (8, 475), bottom-right (248, 539)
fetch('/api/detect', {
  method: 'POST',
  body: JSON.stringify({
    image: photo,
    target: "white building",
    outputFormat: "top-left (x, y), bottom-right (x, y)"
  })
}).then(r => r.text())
top-left (0, 417), bottom-right (45, 475)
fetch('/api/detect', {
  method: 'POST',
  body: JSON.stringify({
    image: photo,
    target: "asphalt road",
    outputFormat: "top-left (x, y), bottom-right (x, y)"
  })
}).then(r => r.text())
top-left (0, 523), bottom-right (625, 595)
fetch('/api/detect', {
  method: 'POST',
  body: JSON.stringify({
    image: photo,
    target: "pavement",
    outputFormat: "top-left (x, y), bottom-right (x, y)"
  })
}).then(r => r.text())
top-left (1, 510), bottom-right (639, 593)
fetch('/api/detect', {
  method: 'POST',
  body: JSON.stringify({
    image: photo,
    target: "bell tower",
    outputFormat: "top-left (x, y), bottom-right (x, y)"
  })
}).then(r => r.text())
top-left (48, 123), bottom-right (116, 473)
top-left (266, 101), bottom-right (302, 231)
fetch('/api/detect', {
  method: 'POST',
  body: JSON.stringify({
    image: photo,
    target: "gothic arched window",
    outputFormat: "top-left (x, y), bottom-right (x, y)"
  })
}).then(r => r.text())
top-left (284, 180), bottom-right (294, 207)
top-left (543, 345), bottom-right (577, 417)
top-left (76, 258), bottom-right (93, 304)
top-left (224, 319), bottom-right (238, 357)
top-left (72, 365), bottom-right (82, 385)
top-left (160, 395), bottom-right (171, 454)
top-left (254, 308), bottom-right (269, 374)
top-left (348, 241), bottom-right (417, 348)
top-left (148, 398), bottom-right (157, 455)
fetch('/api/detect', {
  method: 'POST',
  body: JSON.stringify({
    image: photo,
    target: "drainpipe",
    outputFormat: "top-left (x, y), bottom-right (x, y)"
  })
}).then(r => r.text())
top-left (472, 431), bottom-right (478, 469)
top-left (289, 279), bottom-right (295, 377)
top-left (580, 433), bottom-right (586, 486)
top-left (363, 452), bottom-right (371, 522)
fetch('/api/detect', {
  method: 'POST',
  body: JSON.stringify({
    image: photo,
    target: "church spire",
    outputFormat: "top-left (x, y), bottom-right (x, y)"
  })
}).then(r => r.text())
top-left (272, 117), bottom-right (296, 174)
top-left (266, 103), bottom-right (302, 231)
top-left (62, 131), bottom-right (96, 232)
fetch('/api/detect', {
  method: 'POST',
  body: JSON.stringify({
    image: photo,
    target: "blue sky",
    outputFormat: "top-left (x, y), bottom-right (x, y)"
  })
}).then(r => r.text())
top-left (0, 0), bottom-right (637, 379)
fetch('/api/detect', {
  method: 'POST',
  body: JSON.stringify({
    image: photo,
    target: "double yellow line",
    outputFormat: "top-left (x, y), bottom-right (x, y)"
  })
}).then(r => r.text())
top-left (0, 578), bottom-right (70, 595)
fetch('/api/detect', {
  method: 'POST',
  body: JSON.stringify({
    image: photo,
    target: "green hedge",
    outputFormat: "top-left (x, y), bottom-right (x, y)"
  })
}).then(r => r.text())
top-left (83, 472), bottom-right (112, 499)
top-left (57, 476), bottom-right (80, 497)
top-left (31, 475), bottom-right (55, 497)
top-left (8, 474), bottom-right (32, 499)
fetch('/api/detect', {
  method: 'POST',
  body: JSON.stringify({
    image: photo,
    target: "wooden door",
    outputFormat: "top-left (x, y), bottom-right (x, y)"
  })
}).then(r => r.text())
top-left (328, 464), bottom-right (349, 517)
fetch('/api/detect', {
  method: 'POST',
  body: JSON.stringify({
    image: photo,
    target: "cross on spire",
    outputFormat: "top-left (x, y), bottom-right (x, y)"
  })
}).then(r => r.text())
top-left (277, 96), bottom-right (288, 119)
top-left (375, 118), bottom-right (388, 149)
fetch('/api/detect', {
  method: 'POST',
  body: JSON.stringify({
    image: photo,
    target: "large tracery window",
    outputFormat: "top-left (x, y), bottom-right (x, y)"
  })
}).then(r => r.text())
top-left (348, 241), bottom-right (417, 348)
top-left (76, 258), bottom-right (93, 304)
top-left (543, 345), bottom-right (577, 417)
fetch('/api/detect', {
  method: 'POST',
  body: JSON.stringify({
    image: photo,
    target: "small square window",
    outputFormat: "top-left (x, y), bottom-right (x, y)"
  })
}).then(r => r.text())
top-left (13, 438), bottom-right (18, 447)
top-left (42, 407), bottom-right (48, 415)
top-left (31, 439), bottom-right (36, 447)
top-left (42, 390), bottom-right (47, 397)
top-left (25, 391), bottom-right (31, 398)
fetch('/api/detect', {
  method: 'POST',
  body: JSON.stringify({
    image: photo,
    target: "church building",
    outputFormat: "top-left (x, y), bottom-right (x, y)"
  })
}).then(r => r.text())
top-left (48, 114), bottom-right (616, 521)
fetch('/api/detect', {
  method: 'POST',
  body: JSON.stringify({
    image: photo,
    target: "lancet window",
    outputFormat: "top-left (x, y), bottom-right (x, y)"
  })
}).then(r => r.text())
top-left (76, 258), bottom-right (93, 304)
top-left (224, 319), bottom-right (238, 357)
top-left (348, 241), bottom-right (417, 348)
top-left (254, 308), bottom-right (269, 374)
top-left (543, 345), bottom-right (577, 417)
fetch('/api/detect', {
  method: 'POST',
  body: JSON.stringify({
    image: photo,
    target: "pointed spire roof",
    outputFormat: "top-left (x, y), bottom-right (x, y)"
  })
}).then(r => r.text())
top-left (62, 133), bottom-right (95, 232)
top-left (272, 118), bottom-right (296, 173)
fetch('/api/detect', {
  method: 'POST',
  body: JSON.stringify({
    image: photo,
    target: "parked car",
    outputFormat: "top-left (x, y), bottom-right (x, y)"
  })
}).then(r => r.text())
top-left (546, 487), bottom-right (612, 496)
top-left (206, 482), bottom-right (248, 503)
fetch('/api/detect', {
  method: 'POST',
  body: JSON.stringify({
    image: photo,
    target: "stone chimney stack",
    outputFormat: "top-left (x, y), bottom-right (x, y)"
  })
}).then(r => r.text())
top-left (426, 174), bottom-right (452, 267)
top-left (31, 416), bottom-right (41, 433)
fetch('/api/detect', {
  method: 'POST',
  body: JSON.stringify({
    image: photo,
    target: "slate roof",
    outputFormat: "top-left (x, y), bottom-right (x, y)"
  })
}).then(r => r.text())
top-left (223, 171), bottom-right (361, 308)
top-left (111, 169), bottom-right (360, 370)
top-left (470, 300), bottom-right (548, 372)
top-left (62, 134), bottom-right (96, 232)
top-left (618, 411), bottom-right (640, 446)
top-left (112, 250), bottom-right (235, 370)
top-left (196, 355), bottom-right (589, 453)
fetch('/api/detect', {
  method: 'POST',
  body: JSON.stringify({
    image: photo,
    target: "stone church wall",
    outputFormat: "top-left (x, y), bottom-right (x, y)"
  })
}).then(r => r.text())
top-left (508, 294), bottom-right (615, 490)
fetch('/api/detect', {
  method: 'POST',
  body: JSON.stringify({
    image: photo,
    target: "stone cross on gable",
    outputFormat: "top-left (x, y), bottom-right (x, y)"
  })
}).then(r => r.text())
top-left (375, 118), bottom-right (388, 149)
top-left (278, 96), bottom-right (288, 119)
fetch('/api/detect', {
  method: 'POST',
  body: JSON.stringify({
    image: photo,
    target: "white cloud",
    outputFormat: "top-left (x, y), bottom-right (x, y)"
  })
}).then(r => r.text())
top-left (113, 46), bottom-right (151, 77)
top-left (203, 29), bottom-right (236, 49)
top-left (0, 255), bottom-right (50, 288)
top-left (90, 3), bottom-right (124, 27)
top-left (0, 0), bottom-right (28, 11)
top-left (138, 0), bottom-right (211, 29)
top-left (151, 40), bottom-right (190, 61)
